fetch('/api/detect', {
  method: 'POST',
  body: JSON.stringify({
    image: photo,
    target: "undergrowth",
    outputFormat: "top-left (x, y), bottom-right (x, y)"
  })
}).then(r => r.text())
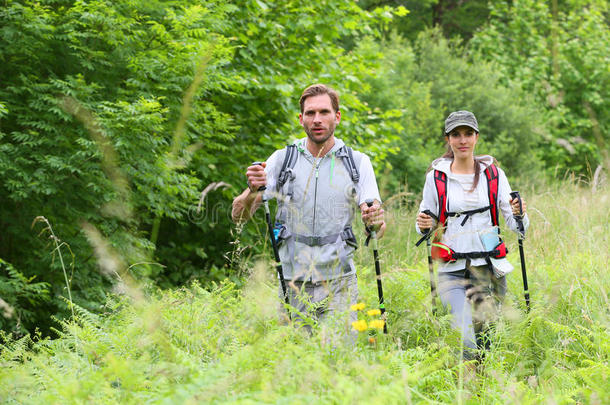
top-left (0, 180), bottom-right (608, 404)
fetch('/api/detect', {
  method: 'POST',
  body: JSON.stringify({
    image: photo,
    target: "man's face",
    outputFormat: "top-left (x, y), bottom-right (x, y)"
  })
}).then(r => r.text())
top-left (299, 94), bottom-right (341, 145)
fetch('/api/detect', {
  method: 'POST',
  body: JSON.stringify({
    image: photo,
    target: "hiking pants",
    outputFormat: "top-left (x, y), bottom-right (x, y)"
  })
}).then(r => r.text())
top-left (438, 264), bottom-right (506, 360)
top-left (278, 273), bottom-right (358, 334)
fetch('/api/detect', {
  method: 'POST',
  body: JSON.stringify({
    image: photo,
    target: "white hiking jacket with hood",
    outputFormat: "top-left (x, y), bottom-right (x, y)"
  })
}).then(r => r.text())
top-left (416, 155), bottom-right (530, 274)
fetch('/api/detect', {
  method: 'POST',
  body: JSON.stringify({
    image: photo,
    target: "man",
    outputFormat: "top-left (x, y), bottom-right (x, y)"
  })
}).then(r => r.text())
top-left (232, 84), bottom-right (385, 332)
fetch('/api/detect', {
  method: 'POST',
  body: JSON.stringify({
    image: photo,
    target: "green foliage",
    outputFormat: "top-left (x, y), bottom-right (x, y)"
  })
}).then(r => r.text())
top-left (0, 0), bottom-right (242, 332)
top-left (0, 0), bottom-right (406, 334)
top-left (1, 180), bottom-right (608, 403)
top-left (360, 29), bottom-right (546, 195)
top-left (470, 0), bottom-right (610, 175)
top-left (359, 0), bottom-right (491, 41)
top-left (0, 258), bottom-right (51, 336)
top-left (1, 0), bottom-right (607, 340)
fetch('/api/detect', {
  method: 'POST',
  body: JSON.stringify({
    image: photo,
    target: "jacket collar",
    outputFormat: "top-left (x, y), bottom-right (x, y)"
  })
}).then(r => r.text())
top-left (296, 137), bottom-right (345, 158)
top-left (431, 155), bottom-right (495, 177)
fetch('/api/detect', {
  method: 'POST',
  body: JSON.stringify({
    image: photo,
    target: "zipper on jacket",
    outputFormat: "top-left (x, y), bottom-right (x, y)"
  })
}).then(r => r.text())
top-left (312, 160), bottom-right (320, 235)
top-left (309, 160), bottom-right (321, 283)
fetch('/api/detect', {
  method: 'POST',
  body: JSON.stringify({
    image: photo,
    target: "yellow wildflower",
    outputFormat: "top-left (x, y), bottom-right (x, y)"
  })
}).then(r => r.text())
top-left (350, 302), bottom-right (365, 311)
top-left (369, 319), bottom-right (385, 330)
top-left (351, 320), bottom-right (368, 332)
top-left (368, 337), bottom-right (376, 345)
top-left (367, 309), bottom-right (381, 317)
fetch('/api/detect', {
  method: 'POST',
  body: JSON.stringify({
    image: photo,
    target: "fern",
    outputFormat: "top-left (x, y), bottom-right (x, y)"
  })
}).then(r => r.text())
top-left (0, 259), bottom-right (51, 335)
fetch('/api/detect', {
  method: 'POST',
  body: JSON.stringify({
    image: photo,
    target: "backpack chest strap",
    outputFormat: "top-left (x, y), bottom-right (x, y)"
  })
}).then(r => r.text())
top-left (446, 205), bottom-right (492, 226)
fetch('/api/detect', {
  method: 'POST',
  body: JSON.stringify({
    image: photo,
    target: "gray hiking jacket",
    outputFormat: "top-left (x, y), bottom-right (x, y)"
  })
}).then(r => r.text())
top-left (264, 137), bottom-right (381, 282)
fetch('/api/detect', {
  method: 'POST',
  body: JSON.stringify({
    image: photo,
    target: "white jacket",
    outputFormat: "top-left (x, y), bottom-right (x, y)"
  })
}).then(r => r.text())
top-left (416, 156), bottom-right (529, 273)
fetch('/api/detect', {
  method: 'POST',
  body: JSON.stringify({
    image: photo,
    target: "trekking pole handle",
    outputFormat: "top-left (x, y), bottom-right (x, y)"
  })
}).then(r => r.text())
top-left (364, 199), bottom-right (378, 248)
top-left (510, 191), bottom-right (525, 236)
top-left (510, 191), bottom-right (522, 215)
top-left (415, 209), bottom-right (437, 246)
top-left (251, 161), bottom-right (266, 193)
top-left (365, 199), bottom-right (377, 235)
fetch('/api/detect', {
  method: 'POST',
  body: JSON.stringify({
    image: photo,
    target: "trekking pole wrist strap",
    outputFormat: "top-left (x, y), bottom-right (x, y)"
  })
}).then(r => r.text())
top-left (415, 210), bottom-right (438, 247)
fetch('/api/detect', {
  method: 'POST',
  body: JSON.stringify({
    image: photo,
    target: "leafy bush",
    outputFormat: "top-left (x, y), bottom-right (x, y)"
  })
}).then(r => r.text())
top-left (0, 258), bottom-right (51, 336)
top-left (0, 0), bottom-right (405, 334)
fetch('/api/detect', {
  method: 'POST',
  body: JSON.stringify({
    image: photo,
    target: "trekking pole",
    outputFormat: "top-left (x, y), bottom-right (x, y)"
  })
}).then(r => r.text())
top-left (365, 199), bottom-right (387, 334)
top-left (252, 162), bottom-right (290, 314)
top-left (510, 191), bottom-right (531, 312)
top-left (426, 236), bottom-right (438, 314)
top-left (415, 209), bottom-right (438, 314)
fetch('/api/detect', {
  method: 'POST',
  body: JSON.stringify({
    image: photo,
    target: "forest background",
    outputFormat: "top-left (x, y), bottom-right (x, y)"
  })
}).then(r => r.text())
top-left (1, 1), bottom-right (609, 403)
top-left (0, 0), bottom-right (608, 344)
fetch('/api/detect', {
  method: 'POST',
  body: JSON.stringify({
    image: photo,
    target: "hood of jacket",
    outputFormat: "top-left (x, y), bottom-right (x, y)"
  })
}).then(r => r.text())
top-left (294, 137), bottom-right (346, 158)
top-left (430, 155), bottom-right (495, 175)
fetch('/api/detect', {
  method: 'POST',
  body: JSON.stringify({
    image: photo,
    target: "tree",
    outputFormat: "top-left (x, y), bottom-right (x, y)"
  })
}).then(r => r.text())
top-left (359, 29), bottom-right (546, 196)
top-left (0, 0), bottom-right (404, 334)
top-left (0, 0), bottom-right (237, 333)
top-left (358, 0), bottom-right (490, 41)
top-left (470, 0), bottom-right (609, 175)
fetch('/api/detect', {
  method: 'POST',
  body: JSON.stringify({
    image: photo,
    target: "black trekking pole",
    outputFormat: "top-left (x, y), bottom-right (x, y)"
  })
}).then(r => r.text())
top-left (252, 162), bottom-right (290, 315)
top-left (365, 199), bottom-right (387, 334)
top-left (510, 191), bottom-right (531, 312)
top-left (415, 210), bottom-right (439, 314)
top-left (426, 236), bottom-right (438, 314)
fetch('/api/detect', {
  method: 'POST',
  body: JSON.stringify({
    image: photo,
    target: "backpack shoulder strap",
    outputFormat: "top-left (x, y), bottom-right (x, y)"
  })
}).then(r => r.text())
top-left (337, 145), bottom-right (360, 183)
top-left (276, 144), bottom-right (298, 191)
top-left (484, 164), bottom-right (500, 227)
top-left (434, 170), bottom-right (448, 225)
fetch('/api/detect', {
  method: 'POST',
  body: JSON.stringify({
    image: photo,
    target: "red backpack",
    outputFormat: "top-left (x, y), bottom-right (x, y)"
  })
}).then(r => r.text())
top-left (416, 164), bottom-right (508, 262)
top-left (434, 164), bottom-right (499, 228)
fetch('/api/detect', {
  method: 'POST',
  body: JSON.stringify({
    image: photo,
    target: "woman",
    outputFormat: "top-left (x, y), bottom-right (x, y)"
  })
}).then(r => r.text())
top-left (416, 110), bottom-right (529, 361)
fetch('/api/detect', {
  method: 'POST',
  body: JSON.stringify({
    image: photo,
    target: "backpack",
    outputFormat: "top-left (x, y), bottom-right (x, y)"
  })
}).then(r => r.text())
top-left (272, 143), bottom-right (362, 270)
top-left (434, 164), bottom-right (499, 228)
top-left (276, 143), bottom-right (360, 192)
top-left (416, 164), bottom-right (507, 262)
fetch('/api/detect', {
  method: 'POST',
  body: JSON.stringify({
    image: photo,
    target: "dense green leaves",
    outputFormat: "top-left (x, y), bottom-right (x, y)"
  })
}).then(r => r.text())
top-left (0, 0), bottom-right (239, 332)
top-left (0, 0), bottom-right (404, 332)
top-left (0, 258), bottom-right (51, 335)
top-left (470, 0), bottom-right (610, 174)
top-left (0, 0), bottom-right (607, 336)
top-left (359, 30), bottom-right (545, 194)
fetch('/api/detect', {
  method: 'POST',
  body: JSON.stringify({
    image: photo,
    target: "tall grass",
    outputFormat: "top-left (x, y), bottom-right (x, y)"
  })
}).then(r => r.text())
top-left (0, 179), bottom-right (608, 404)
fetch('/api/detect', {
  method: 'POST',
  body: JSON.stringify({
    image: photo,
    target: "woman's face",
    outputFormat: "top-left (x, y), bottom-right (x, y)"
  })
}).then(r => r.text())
top-left (446, 126), bottom-right (479, 159)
